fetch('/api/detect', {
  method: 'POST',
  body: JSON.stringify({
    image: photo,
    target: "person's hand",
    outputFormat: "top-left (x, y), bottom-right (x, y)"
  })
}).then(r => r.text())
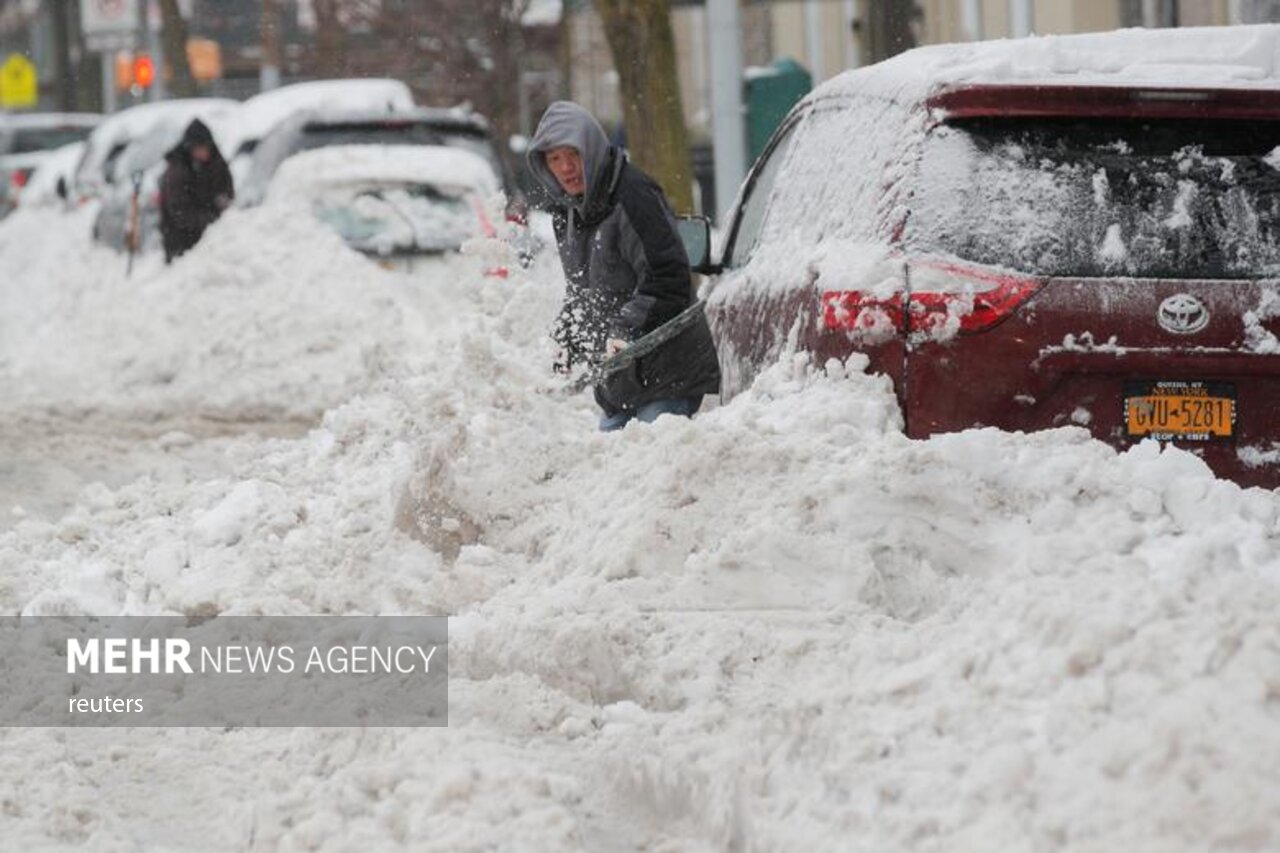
top-left (552, 347), bottom-right (571, 374)
top-left (605, 338), bottom-right (627, 357)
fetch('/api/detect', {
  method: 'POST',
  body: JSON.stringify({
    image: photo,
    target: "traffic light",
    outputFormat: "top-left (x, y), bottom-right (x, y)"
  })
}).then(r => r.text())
top-left (133, 54), bottom-right (156, 89)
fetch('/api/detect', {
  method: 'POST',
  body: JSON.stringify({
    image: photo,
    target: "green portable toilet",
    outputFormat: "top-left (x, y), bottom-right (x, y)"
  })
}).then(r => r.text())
top-left (745, 58), bottom-right (812, 164)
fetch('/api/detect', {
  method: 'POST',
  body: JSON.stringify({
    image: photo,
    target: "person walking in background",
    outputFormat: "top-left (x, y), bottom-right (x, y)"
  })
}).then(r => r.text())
top-left (159, 119), bottom-right (233, 263)
top-left (527, 101), bottom-right (720, 431)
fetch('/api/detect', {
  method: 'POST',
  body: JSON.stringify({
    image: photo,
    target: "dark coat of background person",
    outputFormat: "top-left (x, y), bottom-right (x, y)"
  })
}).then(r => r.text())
top-left (159, 119), bottom-right (233, 263)
top-left (528, 102), bottom-right (720, 415)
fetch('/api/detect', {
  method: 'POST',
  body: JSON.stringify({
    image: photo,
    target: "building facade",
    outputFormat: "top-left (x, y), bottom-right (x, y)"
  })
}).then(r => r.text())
top-left (568, 0), bottom-right (1280, 144)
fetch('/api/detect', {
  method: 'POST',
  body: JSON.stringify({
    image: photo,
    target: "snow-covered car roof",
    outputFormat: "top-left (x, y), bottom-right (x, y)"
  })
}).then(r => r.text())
top-left (74, 98), bottom-right (238, 195)
top-left (235, 108), bottom-right (503, 207)
top-left (108, 107), bottom-right (243, 186)
top-left (812, 24), bottom-right (1280, 106)
top-left (215, 78), bottom-right (416, 159)
top-left (267, 144), bottom-right (500, 202)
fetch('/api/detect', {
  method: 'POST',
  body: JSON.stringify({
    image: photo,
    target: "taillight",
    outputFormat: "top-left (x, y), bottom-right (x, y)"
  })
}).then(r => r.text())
top-left (907, 260), bottom-right (1042, 335)
top-left (822, 290), bottom-right (904, 333)
top-left (10, 169), bottom-right (29, 189)
top-left (821, 259), bottom-right (1041, 338)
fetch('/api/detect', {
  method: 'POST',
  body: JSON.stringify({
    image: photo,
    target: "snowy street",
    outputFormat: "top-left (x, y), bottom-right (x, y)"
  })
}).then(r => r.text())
top-left (1, 181), bottom-right (1278, 850)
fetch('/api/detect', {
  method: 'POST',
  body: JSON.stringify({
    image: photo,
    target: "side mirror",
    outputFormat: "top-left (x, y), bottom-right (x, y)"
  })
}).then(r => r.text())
top-left (676, 215), bottom-right (719, 274)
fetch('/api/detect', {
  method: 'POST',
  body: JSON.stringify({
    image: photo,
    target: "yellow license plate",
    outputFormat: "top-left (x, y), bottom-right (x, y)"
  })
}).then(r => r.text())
top-left (1125, 381), bottom-right (1235, 441)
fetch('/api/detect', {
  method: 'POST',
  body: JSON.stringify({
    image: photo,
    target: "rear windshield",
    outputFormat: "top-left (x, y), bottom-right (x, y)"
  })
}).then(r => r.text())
top-left (298, 123), bottom-right (499, 173)
top-left (11, 125), bottom-right (95, 154)
top-left (908, 117), bottom-right (1280, 279)
top-left (300, 122), bottom-right (448, 151)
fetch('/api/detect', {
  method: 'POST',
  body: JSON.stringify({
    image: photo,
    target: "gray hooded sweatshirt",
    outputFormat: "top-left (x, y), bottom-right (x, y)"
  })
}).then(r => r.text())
top-left (528, 101), bottom-right (720, 413)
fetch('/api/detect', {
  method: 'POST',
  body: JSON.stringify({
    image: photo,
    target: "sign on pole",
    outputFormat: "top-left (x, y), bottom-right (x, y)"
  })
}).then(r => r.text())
top-left (0, 54), bottom-right (38, 108)
top-left (80, 0), bottom-right (136, 51)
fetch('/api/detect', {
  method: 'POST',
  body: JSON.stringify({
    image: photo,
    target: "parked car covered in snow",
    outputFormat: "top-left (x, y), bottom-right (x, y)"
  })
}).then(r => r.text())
top-left (214, 78), bottom-right (416, 194)
top-left (0, 112), bottom-right (100, 217)
top-left (13, 140), bottom-right (85, 210)
top-left (89, 100), bottom-right (238, 253)
top-left (265, 144), bottom-right (502, 271)
top-left (71, 98), bottom-right (236, 203)
top-left (688, 25), bottom-right (1280, 487)
top-left (237, 105), bottom-right (509, 208)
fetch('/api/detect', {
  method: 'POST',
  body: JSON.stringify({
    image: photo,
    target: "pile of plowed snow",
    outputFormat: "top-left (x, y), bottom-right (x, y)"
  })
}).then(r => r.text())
top-left (1, 196), bottom-right (1278, 851)
top-left (0, 202), bottom-right (496, 420)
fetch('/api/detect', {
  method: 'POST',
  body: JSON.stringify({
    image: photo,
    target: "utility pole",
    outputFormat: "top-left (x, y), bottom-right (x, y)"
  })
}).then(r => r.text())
top-left (842, 0), bottom-right (861, 69)
top-left (102, 52), bottom-right (117, 113)
top-left (708, 0), bottom-right (746, 223)
top-left (146, 0), bottom-right (167, 100)
top-left (1009, 0), bottom-right (1033, 37)
top-left (158, 0), bottom-right (197, 96)
top-left (805, 0), bottom-right (824, 83)
top-left (261, 0), bottom-right (281, 92)
top-left (53, 0), bottom-right (76, 109)
top-left (861, 0), bottom-right (916, 65)
top-left (962, 0), bottom-right (983, 40)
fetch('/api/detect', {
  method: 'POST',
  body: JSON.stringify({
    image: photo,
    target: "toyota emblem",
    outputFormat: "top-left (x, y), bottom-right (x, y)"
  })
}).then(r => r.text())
top-left (1157, 293), bottom-right (1209, 335)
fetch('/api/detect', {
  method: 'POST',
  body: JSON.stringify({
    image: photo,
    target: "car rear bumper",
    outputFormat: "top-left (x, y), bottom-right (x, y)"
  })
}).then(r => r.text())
top-left (907, 347), bottom-right (1280, 489)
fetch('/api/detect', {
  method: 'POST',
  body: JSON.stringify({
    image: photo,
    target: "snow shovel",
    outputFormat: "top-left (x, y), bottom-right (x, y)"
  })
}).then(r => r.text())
top-left (560, 299), bottom-right (707, 396)
top-left (125, 170), bottom-right (143, 278)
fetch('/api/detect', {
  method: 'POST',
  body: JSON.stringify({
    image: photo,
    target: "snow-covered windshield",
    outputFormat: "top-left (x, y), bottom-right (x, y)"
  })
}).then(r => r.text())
top-left (311, 182), bottom-right (475, 255)
top-left (909, 118), bottom-right (1280, 279)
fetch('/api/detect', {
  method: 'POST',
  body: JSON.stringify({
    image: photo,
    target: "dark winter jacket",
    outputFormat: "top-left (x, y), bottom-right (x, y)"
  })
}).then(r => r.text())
top-left (159, 119), bottom-right (233, 262)
top-left (528, 101), bottom-right (720, 414)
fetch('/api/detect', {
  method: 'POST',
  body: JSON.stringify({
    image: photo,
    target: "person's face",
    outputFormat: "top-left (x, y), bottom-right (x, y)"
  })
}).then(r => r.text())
top-left (191, 144), bottom-right (212, 164)
top-left (545, 146), bottom-right (585, 196)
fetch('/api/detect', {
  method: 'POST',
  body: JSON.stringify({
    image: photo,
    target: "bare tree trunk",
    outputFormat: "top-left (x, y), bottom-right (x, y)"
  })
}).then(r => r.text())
top-left (861, 0), bottom-right (917, 64)
top-left (158, 0), bottom-right (198, 96)
top-left (594, 0), bottom-right (694, 213)
top-left (261, 0), bottom-right (282, 90)
top-left (52, 0), bottom-right (75, 109)
top-left (488, 2), bottom-right (528, 176)
top-left (313, 0), bottom-right (348, 76)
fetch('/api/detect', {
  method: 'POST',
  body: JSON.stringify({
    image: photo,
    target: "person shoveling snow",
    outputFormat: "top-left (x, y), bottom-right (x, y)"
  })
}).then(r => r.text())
top-left (527, 101), bottom-right (720, 431)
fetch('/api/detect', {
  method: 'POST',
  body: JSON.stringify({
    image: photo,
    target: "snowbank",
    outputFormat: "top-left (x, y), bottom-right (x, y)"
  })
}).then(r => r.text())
top-left (0, 202), bottom-right (494, 420)
top-left (3, 197), bottom-right (1280, 848)
top-left (0, 152), bottom-right (1278, 849)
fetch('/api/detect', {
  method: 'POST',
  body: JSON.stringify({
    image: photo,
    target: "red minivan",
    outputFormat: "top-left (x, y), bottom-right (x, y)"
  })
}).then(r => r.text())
top-left (687, 33), bottom-right (1280, 488)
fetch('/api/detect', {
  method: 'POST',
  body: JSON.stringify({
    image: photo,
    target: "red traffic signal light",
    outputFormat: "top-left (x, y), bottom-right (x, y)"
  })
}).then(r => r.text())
top-left (133, 55), bottom-right (156, 89)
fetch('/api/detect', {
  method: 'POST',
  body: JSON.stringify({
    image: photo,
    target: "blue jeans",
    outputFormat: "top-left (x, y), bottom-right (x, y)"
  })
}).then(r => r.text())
top-left (599, 396), bottom-right (702, 432)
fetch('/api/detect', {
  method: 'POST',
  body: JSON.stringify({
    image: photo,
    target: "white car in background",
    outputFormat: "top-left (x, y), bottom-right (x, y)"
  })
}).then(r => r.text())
top-left (13, 140), bottom-right (85, 209)
top-left (266, 144), bottom-right (505, 273)
top-left (0, 112), bottom-right (100, 217)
